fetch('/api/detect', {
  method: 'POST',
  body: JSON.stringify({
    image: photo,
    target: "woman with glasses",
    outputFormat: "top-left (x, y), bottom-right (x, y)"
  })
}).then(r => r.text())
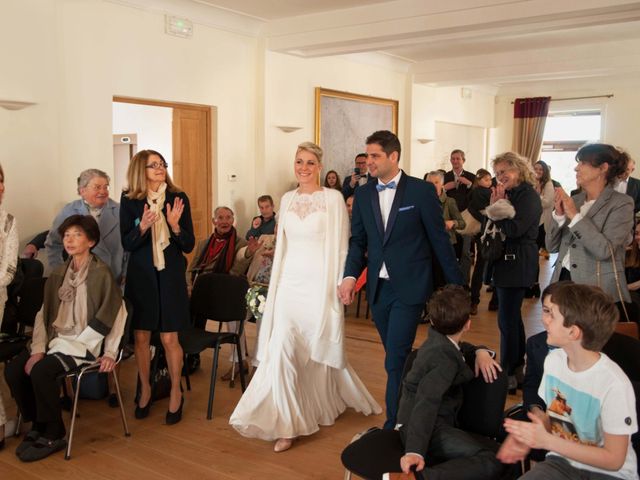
top-left (485, 152), bottom-right (542, 392)
top-left (120, 150), bottom-right (194, 425)
top-left (45, 169), bottom-right (126, 283)
top-left (547, 144), bottom-right (634, 305)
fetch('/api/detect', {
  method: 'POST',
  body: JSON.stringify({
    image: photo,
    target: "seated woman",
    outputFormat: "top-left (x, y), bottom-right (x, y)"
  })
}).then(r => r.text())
top-left (4, 214), bottom-right (126, 462)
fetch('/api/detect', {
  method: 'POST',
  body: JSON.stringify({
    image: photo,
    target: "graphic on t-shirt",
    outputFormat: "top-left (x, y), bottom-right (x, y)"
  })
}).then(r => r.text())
top-left (544, 377), bottom-right (601, 447)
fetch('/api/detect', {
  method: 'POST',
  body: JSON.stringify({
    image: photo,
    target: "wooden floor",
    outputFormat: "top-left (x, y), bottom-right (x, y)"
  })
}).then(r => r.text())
top-left (0, 257), bottom-right (554, 479)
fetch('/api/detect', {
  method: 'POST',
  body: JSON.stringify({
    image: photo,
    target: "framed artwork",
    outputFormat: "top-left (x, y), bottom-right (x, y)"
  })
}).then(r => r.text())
top-left (314, 87), bottom-right (398, 185)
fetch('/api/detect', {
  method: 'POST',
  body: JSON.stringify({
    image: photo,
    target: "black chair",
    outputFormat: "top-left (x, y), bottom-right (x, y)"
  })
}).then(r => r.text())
top-left (0, 276), bottom-right (46, 363)
top-left (179, 272), bottom-right (249, 419)
top-left (60, 299), bottom-right (133, 460)
top-left (342, 350), bottom-right (516, 480)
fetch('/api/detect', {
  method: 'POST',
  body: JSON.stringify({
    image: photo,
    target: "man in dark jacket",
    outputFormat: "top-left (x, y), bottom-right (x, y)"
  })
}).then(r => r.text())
top-left (443, 150), bottom-right (476, 212)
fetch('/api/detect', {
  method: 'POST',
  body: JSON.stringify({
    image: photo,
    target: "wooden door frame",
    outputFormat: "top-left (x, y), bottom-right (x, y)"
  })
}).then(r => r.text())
top-left (113, 95), bottom-right (215, 234)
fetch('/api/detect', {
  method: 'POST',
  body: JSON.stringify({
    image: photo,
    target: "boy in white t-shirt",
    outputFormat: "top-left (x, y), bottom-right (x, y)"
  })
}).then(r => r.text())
top-left (498, 283), bottom-right (638, 479)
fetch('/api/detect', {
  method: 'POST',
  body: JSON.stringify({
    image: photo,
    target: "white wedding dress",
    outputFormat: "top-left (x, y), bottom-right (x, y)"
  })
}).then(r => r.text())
top-left (230, 190), bottom-right (381, 441)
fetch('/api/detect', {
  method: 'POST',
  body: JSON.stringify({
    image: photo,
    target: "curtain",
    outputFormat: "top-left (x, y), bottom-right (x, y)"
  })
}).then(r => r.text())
top-left (512, 97), bottom-right (551, 163)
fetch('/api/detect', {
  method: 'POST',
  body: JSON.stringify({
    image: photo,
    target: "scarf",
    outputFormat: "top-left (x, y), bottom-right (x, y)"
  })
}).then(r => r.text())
top-left (53, 254), bottom-right (92, 335)
top-left (194, 227), bottom-right (238, 277)
top-left (147, 183), bottom-right (171, 271)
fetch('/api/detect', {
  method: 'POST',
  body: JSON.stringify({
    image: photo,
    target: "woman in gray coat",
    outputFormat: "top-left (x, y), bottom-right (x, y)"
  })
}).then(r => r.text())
top-left (546, 143), bottom-right (634, 304)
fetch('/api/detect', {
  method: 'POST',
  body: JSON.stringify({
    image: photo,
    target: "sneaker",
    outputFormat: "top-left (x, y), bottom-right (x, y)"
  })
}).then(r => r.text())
top-left (18, 436), bottom-right (67, 462)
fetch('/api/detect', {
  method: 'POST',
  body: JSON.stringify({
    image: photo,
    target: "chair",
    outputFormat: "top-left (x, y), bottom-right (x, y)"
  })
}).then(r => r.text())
top-left (61, 300), bottom-right (133, 460)
top-left (178, 272), bottom-right (249, 420)
top-left (342, 350), bottom-right (516, 480)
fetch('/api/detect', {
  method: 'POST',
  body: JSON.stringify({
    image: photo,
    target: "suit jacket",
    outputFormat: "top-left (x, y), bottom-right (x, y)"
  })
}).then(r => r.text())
top-left (397, 328), bottom-right (479, 455)
top-left (444, 170), bottom-right (476, 211)
top-left (546, 186), bottom-right (634, 302)
top-left (186, 234), bottom-right (252, 287)
top-left (627, 177), bottom-right (640, 214)
top-left (341, 172), bottom-right (376, 199)
top-left (344, 171), bottom-right (463, 306)
top-left (45, 199), bottom-right (126, 282)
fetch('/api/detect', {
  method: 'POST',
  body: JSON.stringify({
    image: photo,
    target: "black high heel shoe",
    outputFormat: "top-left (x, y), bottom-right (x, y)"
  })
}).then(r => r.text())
top-left (135, 398), bottom-right (152, 419)
top-left (166, 396), bottom-right (184, 425)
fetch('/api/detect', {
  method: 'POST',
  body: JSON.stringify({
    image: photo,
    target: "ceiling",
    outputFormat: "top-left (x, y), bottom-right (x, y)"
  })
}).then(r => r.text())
top-left (119, 0), bottom-right (640, 88)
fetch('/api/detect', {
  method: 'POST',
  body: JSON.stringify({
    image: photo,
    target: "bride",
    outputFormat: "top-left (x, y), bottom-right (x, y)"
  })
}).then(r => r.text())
top-left (230, 142), bottom-right (381, 452)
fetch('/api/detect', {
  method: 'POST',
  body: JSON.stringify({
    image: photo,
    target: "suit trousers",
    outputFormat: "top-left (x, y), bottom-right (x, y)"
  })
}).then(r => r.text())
top-left (495, 287), bottom-right (526, 376)
top-left (370, 279), bottom-right (423, 429)
top-left (5, 349), bottom-right (67, 439)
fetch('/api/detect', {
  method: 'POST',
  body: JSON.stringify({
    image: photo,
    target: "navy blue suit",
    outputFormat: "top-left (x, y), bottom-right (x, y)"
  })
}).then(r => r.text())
top-left (344, 171), bottom-right (463, 428)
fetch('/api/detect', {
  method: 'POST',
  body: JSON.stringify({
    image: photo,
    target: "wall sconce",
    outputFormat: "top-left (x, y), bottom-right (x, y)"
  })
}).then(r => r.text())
top-left (416, 138), bottom-right (434, 144)
top-left (0, 100), bottom-right (36, 111)
top-left (276, 126), bottom-right (302, 133)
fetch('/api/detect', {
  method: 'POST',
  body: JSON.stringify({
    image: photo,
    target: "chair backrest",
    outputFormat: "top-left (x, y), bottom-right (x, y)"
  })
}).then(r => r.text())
top-left (458, 366), bottom-right (508, 439)
top-left (614, 321), bottom-right (640, 339)
top-left (16, 276), bottom-right (47, 330)
top-left (190, 273), bottom-right (249, 327)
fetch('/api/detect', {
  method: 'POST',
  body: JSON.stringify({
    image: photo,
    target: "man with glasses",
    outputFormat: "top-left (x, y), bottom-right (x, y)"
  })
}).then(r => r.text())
top-left (342, 153), bottom-right (375, 199)
top-left (45, 168), bottom-right (126, 283)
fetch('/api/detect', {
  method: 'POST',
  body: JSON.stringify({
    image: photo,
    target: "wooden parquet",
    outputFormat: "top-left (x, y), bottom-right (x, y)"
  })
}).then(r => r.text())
top-left (0, 258), bottom-right (554, 479)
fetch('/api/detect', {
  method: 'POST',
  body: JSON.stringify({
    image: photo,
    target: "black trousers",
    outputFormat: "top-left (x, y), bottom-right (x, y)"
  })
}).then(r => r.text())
top-left (342, 424), bottom-right (504, 480)
top-left (4, 349), bottom-right (67, 439)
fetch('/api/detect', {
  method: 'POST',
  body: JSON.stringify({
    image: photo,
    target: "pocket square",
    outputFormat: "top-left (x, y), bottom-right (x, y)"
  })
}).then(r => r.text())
top-left (398, 205), bottom-right (415, 212)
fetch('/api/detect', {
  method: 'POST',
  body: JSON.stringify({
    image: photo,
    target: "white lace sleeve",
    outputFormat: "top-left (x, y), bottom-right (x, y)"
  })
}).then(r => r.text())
top-left (0, 210), bottom-right (19, 288)
top-left (288, 191), bottom-right (327, 220)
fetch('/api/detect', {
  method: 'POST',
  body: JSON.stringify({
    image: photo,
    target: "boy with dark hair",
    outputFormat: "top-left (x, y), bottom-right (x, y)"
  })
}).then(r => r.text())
top-left (245, 195), bottom-right (276, 240)
top-left (500, 283), bottom-right (638, 479)
top-left (392, 285), bottom-right (504, 479)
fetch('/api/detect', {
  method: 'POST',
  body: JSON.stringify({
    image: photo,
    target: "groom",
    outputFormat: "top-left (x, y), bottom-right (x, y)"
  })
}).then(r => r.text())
top-left (339, 130), bottom-right (463, 429)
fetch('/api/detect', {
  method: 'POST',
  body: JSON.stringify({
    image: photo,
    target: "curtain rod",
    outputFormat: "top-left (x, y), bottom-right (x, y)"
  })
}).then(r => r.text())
top-left (511, 94), bottom-right (614, 104)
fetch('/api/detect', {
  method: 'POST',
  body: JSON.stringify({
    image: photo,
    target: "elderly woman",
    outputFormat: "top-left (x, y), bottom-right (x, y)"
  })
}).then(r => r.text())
top-left (4, 215), bottom-right (125, 462)
top-left (45, 169), bottom-right (126, 283)
top-left (486, 152), bottom-right (541, 391)
top-left (120, 150), bottom-right (194, 425)
top-left (0, 163), bottom-right (19, 450)
top-left (547, 144), bottom-right (634, 304)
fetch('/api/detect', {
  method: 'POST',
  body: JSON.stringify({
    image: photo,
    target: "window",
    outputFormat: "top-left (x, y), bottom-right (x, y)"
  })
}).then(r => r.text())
top-left (540, 110), bottom-right (602, 192)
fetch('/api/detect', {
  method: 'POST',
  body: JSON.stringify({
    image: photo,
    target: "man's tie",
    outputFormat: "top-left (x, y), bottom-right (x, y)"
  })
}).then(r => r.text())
top-left (376, 181), bottom-right (397, 192)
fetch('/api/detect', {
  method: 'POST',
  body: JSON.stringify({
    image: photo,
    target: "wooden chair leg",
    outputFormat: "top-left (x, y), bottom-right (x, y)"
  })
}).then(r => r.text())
top-left (112, 368), bottom-right (130, 437)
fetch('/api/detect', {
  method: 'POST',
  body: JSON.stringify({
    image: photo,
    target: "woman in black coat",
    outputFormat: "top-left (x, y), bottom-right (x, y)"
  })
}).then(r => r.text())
top-left (485, 152), bottom-right (542, 391)
top-left (120, 150), bottom-right (194, 425)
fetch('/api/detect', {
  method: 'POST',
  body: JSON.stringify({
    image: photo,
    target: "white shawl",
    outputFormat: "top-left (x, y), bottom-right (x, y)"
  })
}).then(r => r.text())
top-left (255, 187), bottom-right (349, 369)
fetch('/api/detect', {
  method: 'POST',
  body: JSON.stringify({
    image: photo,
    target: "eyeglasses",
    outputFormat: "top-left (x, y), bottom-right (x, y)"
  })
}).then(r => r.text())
top-left (146, 161), bottom-right (168, 170)
top-left (86, 184), bottom-right (110, 192)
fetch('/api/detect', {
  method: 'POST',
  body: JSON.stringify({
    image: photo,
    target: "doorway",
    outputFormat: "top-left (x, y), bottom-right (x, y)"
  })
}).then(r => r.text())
top-left (112, 96), bottom-right (215, 254)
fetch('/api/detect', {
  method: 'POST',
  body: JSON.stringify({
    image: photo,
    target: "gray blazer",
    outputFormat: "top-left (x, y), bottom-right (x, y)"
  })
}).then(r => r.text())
top-left (45, 198), bottom-right (126, 282)
top-left (546, 186), bottom-right (633, 302)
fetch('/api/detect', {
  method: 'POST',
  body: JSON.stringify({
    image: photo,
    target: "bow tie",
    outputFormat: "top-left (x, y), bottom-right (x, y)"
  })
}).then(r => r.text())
top-left (376, 181), bottom-right (397, 192)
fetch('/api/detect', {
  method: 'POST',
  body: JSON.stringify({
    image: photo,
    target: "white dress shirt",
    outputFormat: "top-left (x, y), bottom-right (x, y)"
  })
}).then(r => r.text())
top-left (378, 170), bottom-right (403, 279)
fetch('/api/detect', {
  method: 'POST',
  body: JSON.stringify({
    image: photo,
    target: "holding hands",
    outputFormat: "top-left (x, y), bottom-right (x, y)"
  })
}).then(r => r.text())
top-left (338, 277), bottom-right (357, 305)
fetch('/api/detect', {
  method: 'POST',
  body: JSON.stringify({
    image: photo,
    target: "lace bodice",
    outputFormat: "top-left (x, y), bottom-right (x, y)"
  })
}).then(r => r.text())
top-left (288, 190), bottom-right (326, 220)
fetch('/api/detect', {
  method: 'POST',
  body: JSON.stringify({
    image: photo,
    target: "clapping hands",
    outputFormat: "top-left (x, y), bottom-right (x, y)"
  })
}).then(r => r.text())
top-left (554, 187), bottom-right (577, 220)
top-left (490, 184), bottom-right (506, 204)
top-left (166, 197), bottom-right (185, 233)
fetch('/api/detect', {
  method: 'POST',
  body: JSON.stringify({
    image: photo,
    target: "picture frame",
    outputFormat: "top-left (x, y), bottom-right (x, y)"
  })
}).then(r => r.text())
top-left (314, 87), bottom-right (398, 186)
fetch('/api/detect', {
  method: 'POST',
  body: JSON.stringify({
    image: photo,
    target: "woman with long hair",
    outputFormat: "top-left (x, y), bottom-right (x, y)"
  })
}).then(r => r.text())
top-left (323, 170), bottom-right (342, 191)
top-left (120, 150), bottom-right (194, 425)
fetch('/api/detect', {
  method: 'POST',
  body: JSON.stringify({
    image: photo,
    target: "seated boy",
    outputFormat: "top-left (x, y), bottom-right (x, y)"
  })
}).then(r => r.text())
top-left (344, 285), bottom-right (505, 480)
top-left (499, 283), bottom-right (638, 479)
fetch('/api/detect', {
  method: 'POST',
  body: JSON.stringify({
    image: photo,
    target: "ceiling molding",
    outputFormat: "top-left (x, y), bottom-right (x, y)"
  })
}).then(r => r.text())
top-left (102, 0), bottom-right (264, 37)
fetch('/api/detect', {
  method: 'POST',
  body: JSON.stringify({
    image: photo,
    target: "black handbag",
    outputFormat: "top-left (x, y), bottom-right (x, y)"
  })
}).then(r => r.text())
top-left (480, 219), bottom-right (505, 263)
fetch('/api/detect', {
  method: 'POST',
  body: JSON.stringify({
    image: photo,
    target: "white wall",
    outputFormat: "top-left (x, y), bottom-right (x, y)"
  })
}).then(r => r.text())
top-left (112, 102), bottom-right (173, 195)
top-left (410, 84), bottom-right (496, 178)
top-left (261, 51), bottom-right (409, 214)
top-left (1, 0), bottom-right (258, 242)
